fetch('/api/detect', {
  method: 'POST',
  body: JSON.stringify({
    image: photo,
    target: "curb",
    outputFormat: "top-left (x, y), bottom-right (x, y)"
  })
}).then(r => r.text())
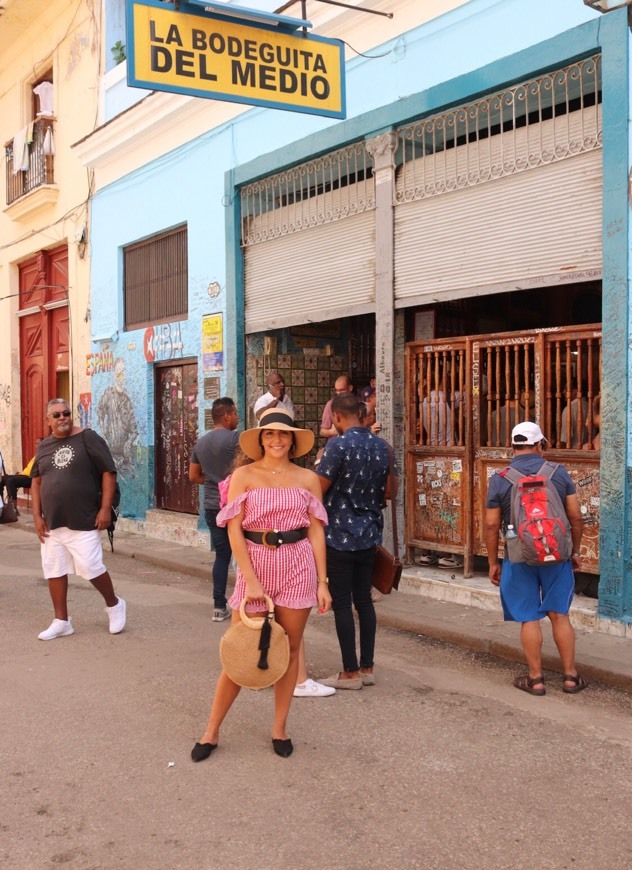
top-left (9, 519), bottom-right (631, 693)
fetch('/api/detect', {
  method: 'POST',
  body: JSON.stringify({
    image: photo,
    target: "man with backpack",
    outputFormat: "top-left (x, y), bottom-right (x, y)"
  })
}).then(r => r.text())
top-left (485, 422), bottom-right (587, 695)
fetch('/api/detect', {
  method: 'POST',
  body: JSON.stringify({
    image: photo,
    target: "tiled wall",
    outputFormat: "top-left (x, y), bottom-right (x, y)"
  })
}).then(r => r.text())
top-left (252, 351), bottom-right (346, 456)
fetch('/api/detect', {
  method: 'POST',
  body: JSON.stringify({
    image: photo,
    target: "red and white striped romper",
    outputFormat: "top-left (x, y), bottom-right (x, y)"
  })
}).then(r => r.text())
top-left (217, 487), bottom-right (328, 611)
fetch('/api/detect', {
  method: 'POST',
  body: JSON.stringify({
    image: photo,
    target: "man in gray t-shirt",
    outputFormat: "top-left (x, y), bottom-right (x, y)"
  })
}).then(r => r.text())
top-left (189, 397), bottom-right (239, 620)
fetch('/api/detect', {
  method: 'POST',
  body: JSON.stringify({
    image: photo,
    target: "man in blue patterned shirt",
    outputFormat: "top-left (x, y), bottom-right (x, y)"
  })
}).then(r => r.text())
top-left (317, 393), bottom-right (394, 690)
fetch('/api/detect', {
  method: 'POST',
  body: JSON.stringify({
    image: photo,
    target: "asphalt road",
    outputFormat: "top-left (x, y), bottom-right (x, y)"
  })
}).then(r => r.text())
top-left (2, 526), bottom-right (632, 870)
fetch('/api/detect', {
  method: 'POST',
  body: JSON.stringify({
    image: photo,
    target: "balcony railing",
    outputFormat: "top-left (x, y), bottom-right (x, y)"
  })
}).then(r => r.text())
top-left (5, 118), bottom-right (55, 205)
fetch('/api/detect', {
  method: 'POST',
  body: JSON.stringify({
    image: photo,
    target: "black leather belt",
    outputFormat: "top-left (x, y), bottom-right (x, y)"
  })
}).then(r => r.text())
top-left (244, 528), bottom-right (308, 549)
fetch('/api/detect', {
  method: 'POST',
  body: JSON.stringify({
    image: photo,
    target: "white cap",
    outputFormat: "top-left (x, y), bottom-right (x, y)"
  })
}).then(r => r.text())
top-left (511, 421), bottom-right (547, 445)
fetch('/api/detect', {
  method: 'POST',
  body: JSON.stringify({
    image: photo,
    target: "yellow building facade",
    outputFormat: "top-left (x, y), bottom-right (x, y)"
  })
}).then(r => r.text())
top-left (0, 0), bottom-right (100, 470)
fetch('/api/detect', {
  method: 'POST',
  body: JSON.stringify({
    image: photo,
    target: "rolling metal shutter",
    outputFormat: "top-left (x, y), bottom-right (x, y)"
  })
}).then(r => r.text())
top-left (244, 209), bottom-right (375, 333)
top-left (394, 91), bottom-right (602, 304)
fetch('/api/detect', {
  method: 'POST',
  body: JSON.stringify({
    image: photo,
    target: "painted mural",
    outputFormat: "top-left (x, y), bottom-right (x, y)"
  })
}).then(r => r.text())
top-left (96, 357), bottom-right (138, 479)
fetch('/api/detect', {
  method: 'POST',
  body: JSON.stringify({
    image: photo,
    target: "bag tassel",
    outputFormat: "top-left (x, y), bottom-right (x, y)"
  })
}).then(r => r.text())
top-left (257, 615), bottom-right (272, 670)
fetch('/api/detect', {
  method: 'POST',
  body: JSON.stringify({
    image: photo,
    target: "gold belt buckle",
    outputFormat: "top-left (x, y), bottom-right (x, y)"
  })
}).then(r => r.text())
top-left (261, 529), bottom-right (281, 549)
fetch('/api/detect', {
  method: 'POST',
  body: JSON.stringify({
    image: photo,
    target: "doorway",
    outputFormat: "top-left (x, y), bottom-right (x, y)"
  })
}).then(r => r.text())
top-left (18, 246), bottom-right (69, 463)
top-left (155, 361), bottom-right (199, 513)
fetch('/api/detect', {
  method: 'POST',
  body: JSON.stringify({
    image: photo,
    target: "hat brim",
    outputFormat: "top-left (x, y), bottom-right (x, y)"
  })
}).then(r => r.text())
top-left (240, 423), bottom-right (314, 460)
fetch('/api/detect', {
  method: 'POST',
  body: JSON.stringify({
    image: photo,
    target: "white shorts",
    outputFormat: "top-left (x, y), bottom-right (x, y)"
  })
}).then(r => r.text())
top-left (41, 528), bottom-right (106, 581)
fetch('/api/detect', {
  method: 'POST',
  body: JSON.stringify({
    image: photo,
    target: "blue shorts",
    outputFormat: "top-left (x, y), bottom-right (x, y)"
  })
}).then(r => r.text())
top-left (499, 559), bottom-right (575, 622)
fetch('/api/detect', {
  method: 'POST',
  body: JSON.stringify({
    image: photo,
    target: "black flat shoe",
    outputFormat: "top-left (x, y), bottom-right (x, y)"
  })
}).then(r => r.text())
top-left (191, 741), bottom-right (217, 762)
top-left (272, 738), bottom-right (293, 758)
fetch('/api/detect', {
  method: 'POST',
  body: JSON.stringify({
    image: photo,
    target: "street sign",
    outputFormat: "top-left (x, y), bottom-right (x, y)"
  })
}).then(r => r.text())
top-left (127, 0), bottom-right (346, 119)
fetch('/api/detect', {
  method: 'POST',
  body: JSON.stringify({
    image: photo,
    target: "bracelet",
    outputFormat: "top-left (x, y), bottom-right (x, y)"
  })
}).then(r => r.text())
top-left (317, 577), bottom-right (329, 585)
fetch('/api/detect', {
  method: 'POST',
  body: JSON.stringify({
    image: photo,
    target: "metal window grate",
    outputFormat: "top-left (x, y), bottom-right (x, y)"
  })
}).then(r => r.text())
top-left (124, 226), bottom-right (188, 329)
top-left (240, 141), bottom-right (375, 247)
top-left (396, 54), bottom-right (602, 205)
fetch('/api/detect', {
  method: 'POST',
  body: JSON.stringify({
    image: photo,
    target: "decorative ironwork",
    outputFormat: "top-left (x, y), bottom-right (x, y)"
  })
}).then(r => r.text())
top-left (396, 55), bottom-right (602, 204)
top-left (241, 141), bottom-right (375, 246)
top-left (5, 118), bottom-right (55, 205)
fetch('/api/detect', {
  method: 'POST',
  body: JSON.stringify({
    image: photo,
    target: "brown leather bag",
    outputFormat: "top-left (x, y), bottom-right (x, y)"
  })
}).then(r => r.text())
top-left (0, 498), bottom-right (19, 524)
top-left (372, 442), bottom-right (402, 595)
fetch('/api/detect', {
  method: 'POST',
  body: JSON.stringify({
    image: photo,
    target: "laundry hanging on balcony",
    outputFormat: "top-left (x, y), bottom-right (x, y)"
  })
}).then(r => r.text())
top-left (43, 128), bottom-right (55, 156)
top-left (11, 124), bottom-right (31, 173)
top-left (33, 81), bottom-right (54, 116)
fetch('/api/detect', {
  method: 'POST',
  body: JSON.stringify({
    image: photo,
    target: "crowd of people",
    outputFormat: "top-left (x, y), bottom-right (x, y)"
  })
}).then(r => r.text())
top-left (18, 369), bottom-right (587, 763)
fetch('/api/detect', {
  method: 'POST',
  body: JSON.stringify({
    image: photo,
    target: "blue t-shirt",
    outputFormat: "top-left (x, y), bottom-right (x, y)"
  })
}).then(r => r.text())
top-left (486, 454), bottom-right (576, 526)
top-left (317, 427), bottom-right (392, 551)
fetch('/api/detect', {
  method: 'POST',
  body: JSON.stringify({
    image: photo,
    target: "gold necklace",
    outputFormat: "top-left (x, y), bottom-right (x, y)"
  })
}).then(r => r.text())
top-left (262, 463), bottom-right (288, 476)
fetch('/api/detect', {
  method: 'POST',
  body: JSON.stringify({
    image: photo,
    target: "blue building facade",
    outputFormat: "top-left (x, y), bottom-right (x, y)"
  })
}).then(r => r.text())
top-left (79, 0), bottom-right (632, 624)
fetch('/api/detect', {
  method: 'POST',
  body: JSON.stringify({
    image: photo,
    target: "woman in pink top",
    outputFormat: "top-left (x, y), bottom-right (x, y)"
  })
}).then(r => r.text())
top-left (192, 409), bottom-right (331, 762)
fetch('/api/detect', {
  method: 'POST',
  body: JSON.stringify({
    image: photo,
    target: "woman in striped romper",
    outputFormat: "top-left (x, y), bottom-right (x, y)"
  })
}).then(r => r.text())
top-left (191, 409), bottom-right (331, 761)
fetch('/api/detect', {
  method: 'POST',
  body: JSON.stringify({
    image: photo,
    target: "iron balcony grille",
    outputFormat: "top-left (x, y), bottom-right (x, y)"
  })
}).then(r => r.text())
top-left (5, 118), bottom-right (55, 205)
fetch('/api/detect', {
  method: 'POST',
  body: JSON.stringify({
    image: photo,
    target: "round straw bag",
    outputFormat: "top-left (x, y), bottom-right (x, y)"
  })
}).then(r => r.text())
top-left (219, 596), bottom-right (290, 690)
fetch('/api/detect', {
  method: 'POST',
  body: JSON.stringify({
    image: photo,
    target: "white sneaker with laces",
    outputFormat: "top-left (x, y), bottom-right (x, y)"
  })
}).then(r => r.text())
top-left (38, 618), bottom-right (74, 641)
top-left (293, 678), bottom-right (336, 697)
top-left (106, 597), bottom-right (126, 634)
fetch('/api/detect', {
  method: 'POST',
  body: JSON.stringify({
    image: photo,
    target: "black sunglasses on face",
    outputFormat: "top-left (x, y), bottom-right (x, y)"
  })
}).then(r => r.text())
top-left (51, 411), bottom-right (72, 418)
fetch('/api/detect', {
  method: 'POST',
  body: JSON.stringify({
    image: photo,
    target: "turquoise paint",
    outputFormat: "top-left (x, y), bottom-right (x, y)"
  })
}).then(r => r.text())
top-left (597, 9), bottom-right (631, 621)
top-left (224, 167), bottom-right (245, 413)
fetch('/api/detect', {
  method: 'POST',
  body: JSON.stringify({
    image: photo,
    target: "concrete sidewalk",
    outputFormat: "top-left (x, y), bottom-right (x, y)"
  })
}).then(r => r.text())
top-left (8, 512), bottom-right (632, 693)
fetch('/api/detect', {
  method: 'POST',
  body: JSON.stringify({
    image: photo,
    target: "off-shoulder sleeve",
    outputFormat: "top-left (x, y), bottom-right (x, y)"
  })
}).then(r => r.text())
top-left (304, 490), bottom-right (328, 525)
top-left (218, 474), bottom-right (231, 509)
top-left (216, 491), bottom-right (248, 526)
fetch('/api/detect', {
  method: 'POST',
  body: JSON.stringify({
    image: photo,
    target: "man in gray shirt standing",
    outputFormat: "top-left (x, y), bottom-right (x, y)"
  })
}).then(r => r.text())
top-left (189, 397), bottom-right (239, 621)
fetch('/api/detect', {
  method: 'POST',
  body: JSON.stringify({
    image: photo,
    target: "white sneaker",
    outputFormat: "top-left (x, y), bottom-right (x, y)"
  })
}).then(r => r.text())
top-left (415, 553), bottom-right (438, 565)
top-left (106, 597), bottom-right (126, 634)
top-left (293, 678), bottom-right (336, 698)
top-left (38, 618), bottom-right (74, 641)
top-left (437, 555), bottom-right (463, 569)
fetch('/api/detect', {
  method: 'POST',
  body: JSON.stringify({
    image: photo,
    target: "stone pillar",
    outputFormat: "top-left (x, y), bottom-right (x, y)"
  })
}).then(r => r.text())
top-left (366, 131), bottom-right (398, 444)
top-left (366, 130), bottom-right (399, 552)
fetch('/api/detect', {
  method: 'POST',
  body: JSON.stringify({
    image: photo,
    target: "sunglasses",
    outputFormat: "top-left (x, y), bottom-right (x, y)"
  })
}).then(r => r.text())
top-left (51, 411), bottom-right (72, 419)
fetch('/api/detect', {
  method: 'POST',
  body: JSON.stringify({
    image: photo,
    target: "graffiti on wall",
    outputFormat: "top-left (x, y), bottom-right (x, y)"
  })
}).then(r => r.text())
top-left (77, 392), bottom-right (92, 428)
top-left (0, 384), bottom-right (10, 406)
top-left (96, 357), bottom-right (138, 479)
top-left (143, 322), bottom-right (184, 363)
top-left (86, 345), bottom-right (115, 376)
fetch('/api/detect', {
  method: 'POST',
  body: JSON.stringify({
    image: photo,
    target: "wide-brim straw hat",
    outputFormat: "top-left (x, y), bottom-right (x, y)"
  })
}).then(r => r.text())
top-left (240, 407), bottom-right (314, 460)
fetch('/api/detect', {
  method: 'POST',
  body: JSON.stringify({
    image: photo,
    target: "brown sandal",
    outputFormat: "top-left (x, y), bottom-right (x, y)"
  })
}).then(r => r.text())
top-left (562, 674), bottom-right (588, 694)
top-left (513, 674), bottom-right (546, 696)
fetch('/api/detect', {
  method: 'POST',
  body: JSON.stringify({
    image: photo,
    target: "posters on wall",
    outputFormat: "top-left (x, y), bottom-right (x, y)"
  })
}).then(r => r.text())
top-left (202, 314), bottom-right (223, 372)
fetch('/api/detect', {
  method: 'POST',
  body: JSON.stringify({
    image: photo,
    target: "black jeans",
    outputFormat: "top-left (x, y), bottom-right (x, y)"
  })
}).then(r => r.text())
top-left (205, 509), bottom-right (232, 610)
top-left (6, 475), bottom-right (31, 501)
top-left (326, 546), bottom-right (377, 672)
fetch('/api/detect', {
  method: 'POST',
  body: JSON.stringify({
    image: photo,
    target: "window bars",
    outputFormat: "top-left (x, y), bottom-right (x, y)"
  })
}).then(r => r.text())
top-left (241, 141), bottom-right (375, 246)
top-left (396, 55), bottom-right (602, 204)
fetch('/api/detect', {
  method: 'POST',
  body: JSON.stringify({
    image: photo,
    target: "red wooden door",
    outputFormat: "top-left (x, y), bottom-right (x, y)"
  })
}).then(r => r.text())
top-left (155, 362), bottom-right (199, 513)
top-left (19, 246), bottom-right (69, 463)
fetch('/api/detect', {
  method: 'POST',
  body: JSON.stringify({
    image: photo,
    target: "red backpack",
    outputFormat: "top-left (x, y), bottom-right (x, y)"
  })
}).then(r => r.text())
top-left (500, 461), bottom-right (572, 565)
